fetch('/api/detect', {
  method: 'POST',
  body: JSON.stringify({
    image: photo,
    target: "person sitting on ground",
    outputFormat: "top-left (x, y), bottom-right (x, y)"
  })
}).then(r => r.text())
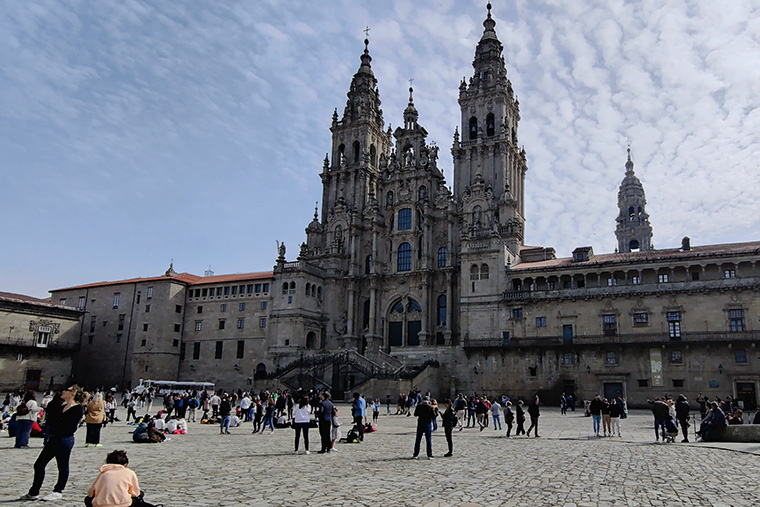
top-left (165, 415), bottom-right (179, 434)
top-left (85, 449), bottom-right (159, 507)
top-left (700, 402), bottom-right (727, 441)
top-left (152, 413), bottom-right (166, 432)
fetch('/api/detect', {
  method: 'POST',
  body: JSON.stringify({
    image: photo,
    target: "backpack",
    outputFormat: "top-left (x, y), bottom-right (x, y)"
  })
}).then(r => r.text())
top-left (16, 404), bottom-right (30, 416)
top-left (345, 428), bottom-right (361, 443)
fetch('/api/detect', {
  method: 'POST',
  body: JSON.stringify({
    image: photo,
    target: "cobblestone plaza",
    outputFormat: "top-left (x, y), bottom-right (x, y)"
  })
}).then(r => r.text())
top-left (1, 407), bottom-right (758, 506)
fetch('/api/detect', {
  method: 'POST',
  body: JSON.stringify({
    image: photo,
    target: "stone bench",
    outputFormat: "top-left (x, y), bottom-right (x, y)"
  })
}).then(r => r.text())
top-left (709, 424), bottom-right (760, 442)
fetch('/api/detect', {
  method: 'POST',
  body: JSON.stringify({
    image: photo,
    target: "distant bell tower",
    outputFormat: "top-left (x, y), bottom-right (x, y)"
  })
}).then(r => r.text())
top-left (452, 2), bottom-right (527, 256)
top-left (615, 147), bottom-right (653, 252)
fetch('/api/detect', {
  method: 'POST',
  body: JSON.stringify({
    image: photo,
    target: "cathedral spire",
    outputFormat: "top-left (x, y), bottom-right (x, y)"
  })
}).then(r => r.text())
top-left (403, 79), bottom-right (419, 129)
top-left (615, 147), bottom-right (653, 253)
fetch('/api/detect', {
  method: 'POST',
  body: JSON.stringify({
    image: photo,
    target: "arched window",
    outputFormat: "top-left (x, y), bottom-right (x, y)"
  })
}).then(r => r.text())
top-left (306, 332), bottom-right (317, 349)
top-left (486, 113), bottom-right (495, 137)
top-left (469, 116), bottom-right (478, 140)
top-left (289, 282), bottom-right (296, 294)
top-left (628, 206), bottom-right (635, 220)
top-left (305, 283), bottom-right (311, 296)
top-left (437, 247), bottom-right (448, 268)
top-left (407, 299), bottom-right (421, 312)
top-left (473, 205), bottom-right (482, 226)
top-left (398, 243), bottom-right (412, 272)
top-left (317, 286), bottom-right (322, 300)
top-left (391, 300), bottom-right (405, 313)
top-left (481, 264), bottom-right (490, 280)
top-left (437, 295), bottom-right (447, 325)
top-left (365, 255), bottom-right (372, 275)
top-left (338, 143), bottom-right (345, 161)
top-left (398, 208), bottom-right (412, 230)
top-left (470, 264), bottom-right (479, 280)
top-left (282, 282), bottom-right (289, 295)
top-left (335, 225), bottom-right (343, 245)
top-left (353, 140), bottom-right (360, 163)
top-left (370, 144), bottom-right (377, 166)
top-left (386, 191), bottom-right (394, 206)
top-left (629, 240), bottom-right (640, 252)
top-left (254, 363), bottom-right (267, 380)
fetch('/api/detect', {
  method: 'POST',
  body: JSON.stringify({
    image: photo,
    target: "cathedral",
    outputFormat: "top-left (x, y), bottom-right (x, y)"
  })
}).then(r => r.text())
top-left (33, 5), bottom-right (760, 408)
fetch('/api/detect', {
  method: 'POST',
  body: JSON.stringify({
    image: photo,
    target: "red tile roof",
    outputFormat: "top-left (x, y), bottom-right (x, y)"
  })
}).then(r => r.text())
top-left (189, 271), bottom-right (274, 285)
top-left (512, 240), bottom-right (760, 271)
top-left (0, 291), bottom-right (81, 311)
top-left (50, 271), bottom-right (275, 292)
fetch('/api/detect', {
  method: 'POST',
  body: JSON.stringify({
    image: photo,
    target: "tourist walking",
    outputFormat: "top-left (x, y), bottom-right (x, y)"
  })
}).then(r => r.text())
top-left (261, 398), bottom-right (275, 433)
top-left (317, 392), bottom-right (334, 453)
top-left (442, 399), bottom-right (456, 457)
top-left (219, 395), bottom-right (232, 434)
top-left (589, 394), bottom-right (604, 436)
top-left (649, 397), bottom-right (669, 441)
top-left (526, 397), bottom-right (540, 437)
top-left (675, 394), bottom-right (691, 442)
top-left (453, 394), bottom-right (467, 430)
top-left (491, 399), bottom-right (502, 430)
top-left (292, 394), bottom-right (311, 454)
top-left (15, 391), bottom-right (39, 449)
top-left (84, 393), bottom-right (106, 447)
top-left (609, 398), bottom-right (622, 437)
top-left (22, 385), bottom-right (88, 502)
top-left (601, 398), bottom-right (612, 436)
top-left (504, 401), bottom-right (514, 437)
top-left (515, 400), bottom-right (526, 436)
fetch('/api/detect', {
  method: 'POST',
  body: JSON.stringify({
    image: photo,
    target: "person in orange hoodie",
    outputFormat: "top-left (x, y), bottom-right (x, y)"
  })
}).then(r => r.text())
top-left (85, 450), bottom-right (148, 507)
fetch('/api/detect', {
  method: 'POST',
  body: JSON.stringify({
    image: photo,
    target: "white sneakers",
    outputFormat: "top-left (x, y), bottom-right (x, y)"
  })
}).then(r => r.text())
top-left (41, 491), bottom-right (63, 501)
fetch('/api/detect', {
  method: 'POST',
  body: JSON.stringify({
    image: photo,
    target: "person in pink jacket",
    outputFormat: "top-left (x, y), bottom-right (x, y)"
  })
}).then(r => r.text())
top-left (85, 449), bottom-right (156, 507)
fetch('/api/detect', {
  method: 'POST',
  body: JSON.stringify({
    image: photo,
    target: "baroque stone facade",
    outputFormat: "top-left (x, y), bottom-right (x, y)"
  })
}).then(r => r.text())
top-left (45, 5), bottom-right (760, 407)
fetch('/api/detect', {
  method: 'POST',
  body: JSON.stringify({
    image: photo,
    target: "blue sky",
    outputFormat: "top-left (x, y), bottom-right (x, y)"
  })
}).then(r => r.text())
top-left (3, 1), bottom-right (760, 298)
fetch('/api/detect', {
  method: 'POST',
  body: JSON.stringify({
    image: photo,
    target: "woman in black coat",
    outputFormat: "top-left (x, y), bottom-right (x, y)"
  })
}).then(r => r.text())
top-left (515, 400), bottom-right (526, 435)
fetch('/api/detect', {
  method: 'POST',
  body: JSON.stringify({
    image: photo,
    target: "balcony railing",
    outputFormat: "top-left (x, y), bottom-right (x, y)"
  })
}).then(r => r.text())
top-left (463, 330), bottom-right (760, 349)
top-left (0, 337), bottom-right (80, 351)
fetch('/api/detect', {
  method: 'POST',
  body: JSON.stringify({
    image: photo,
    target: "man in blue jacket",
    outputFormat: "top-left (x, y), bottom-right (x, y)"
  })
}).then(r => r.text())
top-left (352, 393), bottom-right (366, 441)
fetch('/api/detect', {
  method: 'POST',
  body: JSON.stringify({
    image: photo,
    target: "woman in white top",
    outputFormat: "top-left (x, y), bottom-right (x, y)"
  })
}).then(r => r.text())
top-left (15, 391), bottom-right (40, 448)
top-left (292, 395), bottom-right (312, 454)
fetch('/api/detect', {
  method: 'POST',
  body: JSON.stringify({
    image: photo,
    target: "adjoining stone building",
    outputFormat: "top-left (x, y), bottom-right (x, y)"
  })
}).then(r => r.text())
top-left (45, 5), bottom-right (759, 407)
top-left (0, 292), bottom-right (82, 392)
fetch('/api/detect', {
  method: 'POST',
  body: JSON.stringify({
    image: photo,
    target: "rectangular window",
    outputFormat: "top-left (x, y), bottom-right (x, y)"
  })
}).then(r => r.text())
top-left (547, 281), bottom-right (555, 290)
top-left (88, 335), bottom-right (93, 344)
top-left (607, 278), bottom-right (617, 286)
top-left (220, 304), bottom-right (226, 312)
top-left (194, 321), bottom-right (202, 331)
top-left (633, 312), bottom-right (648, 325)
top-left (180, 343), bottom-right (186, 360)
top-left (398, 208), bottom-right (412, 230)
top-left (143, 323), bottom-right (148, 332)
top-left (724, 269), bottom-right (736, 279)
top-left (78, 297), bottom-right (85, 310)
top-left (36, 330), bottom-right (50, 347)
top-left (729, 309), bottom-right (745, 332)
top-left (145, 304), bottom-right (151, 313)
top-left (59, 298), bottom-right (66, 306)
top-left (735, 349), bottom-right (748, 364)
top-left (137, 293), bottom-right (142, 304)
top-left (529, 366), bottom-right (537, 377)
top-left (236, 340), bottom-right (244, 359)
top-left (638, 379), bottom-right (649, 388)
top-left (90, 316), bottom-right (96, 332)
top-left (141, 338), bottom-right (146, 346)
top-left (263, 283), bottom-right (270, 293)
top-left (605, 351), bottom-right (617, 365)
top-left (112, 293), bottom-right (120, 309)
top-left (671, 350), bottom-right (683, 363)
top-left (667, 312), bottom-right (681, 339)
top-left (197, 306), bottom-right (203, 314)
top-left (116, 334), bottom-right (121, 343)
top-left (118, 314), bottom-right (125, 331)
top-left (217, 287), bottom-right (223, 296)
top-left (224, 286), bottom-right (230, 296)
top-left (255, 283), bottom-right (262, 293)
top-left (658, 274), bottom-right (669, 283)
top-left (535, 316), bottom-right (546, 328)
top-left (561, 353), bottom-right (574, 365)
top-left (232, 286), bottom-right (238, 295)
top-left (147, 287), bottom-right (153, 299)
top-left (631, 276), bottom-right (640, 285)
top-left (218, 320), bottom-right (226, 330)
top-left (603, 315), bottom-right (617, 336)
top-left (672, 379), bottom-right (684, 388)
top-left (175, 305), bottom-right (182, 313)
top-left (261, 301), bottom-right (267, 310)
top-left (288, 296), bottom-right (292, 304)
top-left (202, 288), bottom-right (208, 297)
top-left (512, 308), bottom-right (523, 319)
top-left (691, 272), bottom-right (700, 281)
top-left (174, 324), bottom-right (181, 333)
top-left (563, 281), bottom-right (572, 289)
top-left (192, 289), bottom-right (199, 298)
top-left (239, 285), bottom-right (245, 294)
top-left (193, 342), bottom-right (200, 360)
top-left (237, 318), bottom-right (244, 329)
top-left (247, 284), bottom-right (254, 294)
top-left (259, 318), bottom-right (267, 328)
top-left (215, 341), bottom-right (223, 359)
top-left (239, 303), bottom-right (245, 311)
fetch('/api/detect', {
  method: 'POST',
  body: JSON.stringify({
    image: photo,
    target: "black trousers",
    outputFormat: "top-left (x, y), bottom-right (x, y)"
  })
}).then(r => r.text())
top-left (678, 417), bottom-right (689, 440)
top-left (353, 416), bottom-right (364, 440)
top-left (444, 426), bottom-right (453, 454)
top-left (318, 420), bottom-right (332, 451)
top-left (293, 422), bottom-right (309, 451)
top-left (85, 423), bottom-right (102, 445)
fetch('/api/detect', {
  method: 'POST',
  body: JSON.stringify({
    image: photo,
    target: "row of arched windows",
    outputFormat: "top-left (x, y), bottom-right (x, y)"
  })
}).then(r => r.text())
top-left (337, 141), bottom-right (377, 166)
top-left (385, 186), bottom-right (428, 207)
top-left (388, 296), bottom-right (447, 325)
top-left (365, 246), bottom-right (447, 274)
top-left (304, 283), bottom-right (322, 299)
top-left (470, 264), bottom-right (490, 280)
top-left (469, 113), bottom-right (497, 140)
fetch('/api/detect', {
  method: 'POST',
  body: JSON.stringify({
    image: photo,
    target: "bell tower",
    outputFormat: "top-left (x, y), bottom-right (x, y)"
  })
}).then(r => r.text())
top-left (615, 147), bottom-right (653, 252)
top-left (452, 2), bottom-right (527, 256)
